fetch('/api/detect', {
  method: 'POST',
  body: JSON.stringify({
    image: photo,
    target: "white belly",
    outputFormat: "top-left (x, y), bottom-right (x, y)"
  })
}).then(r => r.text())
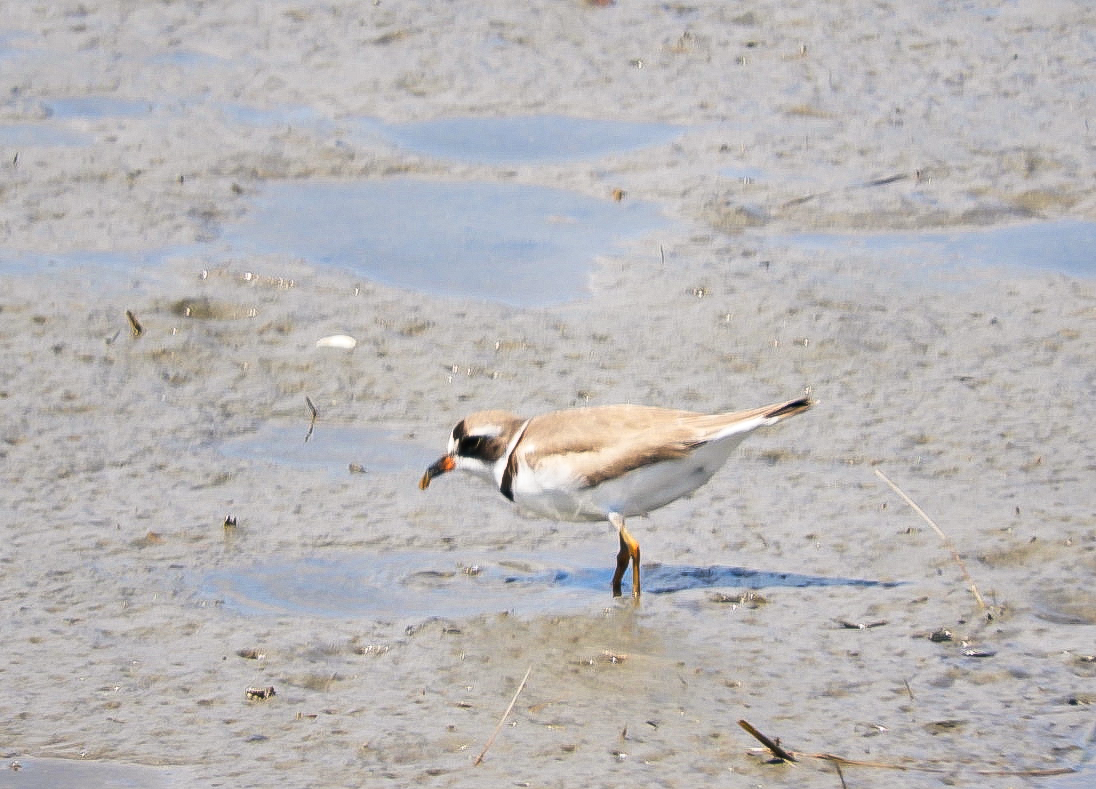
top-left (510, 440), bottom-right (739, 522)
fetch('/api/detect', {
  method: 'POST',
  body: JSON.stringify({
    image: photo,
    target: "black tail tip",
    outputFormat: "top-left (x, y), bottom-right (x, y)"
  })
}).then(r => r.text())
top-left (771, 395), bottom-right (813, 418)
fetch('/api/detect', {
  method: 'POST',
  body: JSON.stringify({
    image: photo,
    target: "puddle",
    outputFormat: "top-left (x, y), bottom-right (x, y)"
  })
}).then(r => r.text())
top-left (0, 176), bottom-right (669, 306)
top-left (0, 250), bottom-right (174, 282)
top-left (0, 124), bottom-right (91, 147)
top-left (0, 31), bottom-right (35, 60)
top-left (217, 109), bottom-right (685, 164)
top-left (44, 97), bottom-right (155, 120)
top-left (218, 178), bottom-right (670, 306)
top-left (203, 551), bottom-right (888, 619)
top-left (219, 102), bottom-right (332, 132)
top-left (785, 219), bottom-right (1096, 278)
top-left (204, 552), bottom-right (597, 619)
top-left (0, 97), bottom-right (155, 150)
top-left (146, 49), bottom-right (227, 68)
top-left (220, 423), bottom-right (434, 475)
top-left (355, 115), bottom-right (685, 165)
top-left (0, 756), bottom-right (189, 788)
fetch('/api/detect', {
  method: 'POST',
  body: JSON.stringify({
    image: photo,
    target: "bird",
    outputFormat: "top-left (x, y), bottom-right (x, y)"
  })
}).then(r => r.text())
top-left (419, 395), bottom-right (812, 598)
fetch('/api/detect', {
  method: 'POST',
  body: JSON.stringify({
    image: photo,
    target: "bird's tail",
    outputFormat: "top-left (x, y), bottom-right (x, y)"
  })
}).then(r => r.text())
top-left (761, 395), bottom-right (813, 423)
top-left (703, 394), bottom-right (813, 443)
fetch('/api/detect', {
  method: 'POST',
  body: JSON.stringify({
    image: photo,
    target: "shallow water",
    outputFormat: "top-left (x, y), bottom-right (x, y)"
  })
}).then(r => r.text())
top-left (357, 115), bottom-right (685, 164)
top-left (218, 102), bottom-right (332, 133)
top-left (203, 550), bottom-right (893, 619)
top-left (0, 123), bottom-right (90, 147)
top-left (0, 176), bottom-right (671, 307)
top-left (219, 423), bottom-right (435, 476)
top-left (44, 96), bottom-right (155, 120)
top-left (203, 551), bottom-right (600, 619)
top-left (786, 219), bottom-right (1096, 278)
top-left (0, 96), bottom-right (156, 149)
top-left (220, 109), bottom-right (685, 164)
top-left (0, 757), bottom-right (188, 788)
top-left (216, 178), bottom-right (670, 305)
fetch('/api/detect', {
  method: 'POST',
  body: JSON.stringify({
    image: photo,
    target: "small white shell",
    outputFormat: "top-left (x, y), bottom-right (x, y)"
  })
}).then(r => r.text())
top-left (315, 334), bottom-right (357, 349)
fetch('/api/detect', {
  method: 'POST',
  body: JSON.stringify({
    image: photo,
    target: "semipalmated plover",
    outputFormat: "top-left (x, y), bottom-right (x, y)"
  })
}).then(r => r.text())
top-left (420, 396), bottom-right (812, 598)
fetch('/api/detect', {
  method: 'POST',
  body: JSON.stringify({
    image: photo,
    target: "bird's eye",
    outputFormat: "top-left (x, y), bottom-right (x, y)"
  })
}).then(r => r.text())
top-left (459, 435), bottom-right (489, 457)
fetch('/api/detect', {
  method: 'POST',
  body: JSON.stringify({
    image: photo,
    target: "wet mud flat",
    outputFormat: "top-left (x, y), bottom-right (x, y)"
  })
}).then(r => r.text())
top-left (2, 234), bottom-right (1093, 788)
top-left (2, 0), bottom-right (1096, 787)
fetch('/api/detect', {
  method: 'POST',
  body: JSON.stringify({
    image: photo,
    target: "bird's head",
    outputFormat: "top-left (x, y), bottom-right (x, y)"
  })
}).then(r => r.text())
top-left (419, 411), bottom-right (525, 490)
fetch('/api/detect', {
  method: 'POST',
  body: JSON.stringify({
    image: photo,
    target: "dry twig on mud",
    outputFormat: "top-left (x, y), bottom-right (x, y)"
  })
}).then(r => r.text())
top-left (874, 468), bottom-right (986, 611)
top-left (473, 665), bottom-right (532, 766)
top-left (740, 718), bottom-right (1077, 778)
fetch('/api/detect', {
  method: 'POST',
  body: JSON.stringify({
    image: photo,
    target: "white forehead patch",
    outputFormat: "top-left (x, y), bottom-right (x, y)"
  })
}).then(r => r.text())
top-left (447, 420), bottom-right (504, 453)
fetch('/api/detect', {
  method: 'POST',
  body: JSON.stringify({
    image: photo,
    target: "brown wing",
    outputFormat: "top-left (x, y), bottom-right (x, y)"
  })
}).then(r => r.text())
top-left (515, 398), bottom-right (811, 487)
top-left (516, 406), bottom-right (711, 487)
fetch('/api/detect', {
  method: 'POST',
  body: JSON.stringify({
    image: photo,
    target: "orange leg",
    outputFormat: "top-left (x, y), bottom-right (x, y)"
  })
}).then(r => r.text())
top-left (612, 532), bottom-right (629, 597)
top-left (609, 513), bottom-right (641, 598)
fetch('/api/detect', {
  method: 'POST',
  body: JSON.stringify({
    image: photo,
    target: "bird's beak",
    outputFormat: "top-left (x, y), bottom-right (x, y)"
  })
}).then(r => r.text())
top-left (419, 454), bottom-right (456, 490)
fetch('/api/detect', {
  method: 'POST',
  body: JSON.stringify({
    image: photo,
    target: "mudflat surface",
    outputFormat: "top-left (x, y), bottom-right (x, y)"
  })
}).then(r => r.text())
top-left (1, 1), bottom-right (1094, 787)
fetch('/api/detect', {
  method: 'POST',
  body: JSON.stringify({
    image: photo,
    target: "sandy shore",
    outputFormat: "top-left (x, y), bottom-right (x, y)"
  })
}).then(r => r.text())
top-left (1, 1), bottom-right (1094, 787)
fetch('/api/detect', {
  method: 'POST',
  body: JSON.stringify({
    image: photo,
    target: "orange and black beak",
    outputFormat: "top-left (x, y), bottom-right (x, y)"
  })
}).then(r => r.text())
top-left (419, 455), bottom-right (456, 490)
